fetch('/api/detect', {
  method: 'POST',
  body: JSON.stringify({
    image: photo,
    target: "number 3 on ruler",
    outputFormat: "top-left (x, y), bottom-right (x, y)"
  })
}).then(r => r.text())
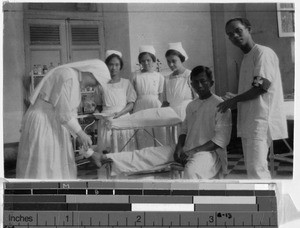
top-left (209, 215), bottom-right (214, 223)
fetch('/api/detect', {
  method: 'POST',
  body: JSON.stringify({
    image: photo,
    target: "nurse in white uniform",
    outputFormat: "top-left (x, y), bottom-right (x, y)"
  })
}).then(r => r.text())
top-left (16, 59), bottom-right (110, 179)
top-left (132, 45), bottom-right (166, 149)
top-left (163, 42), bottom-right (194, 121)
top-left (96, 50), bottom-right (137, 153)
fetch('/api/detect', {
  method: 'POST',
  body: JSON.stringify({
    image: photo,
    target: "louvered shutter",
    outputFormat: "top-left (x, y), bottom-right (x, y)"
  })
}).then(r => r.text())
top-left (29, 25), bottom-right (60, 45)
top-left (71, 26), bottom-right (99, 45)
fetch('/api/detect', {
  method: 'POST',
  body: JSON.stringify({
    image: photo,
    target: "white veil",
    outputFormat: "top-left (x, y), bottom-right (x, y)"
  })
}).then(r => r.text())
top-left (29, 59), bottom-right (110, 105)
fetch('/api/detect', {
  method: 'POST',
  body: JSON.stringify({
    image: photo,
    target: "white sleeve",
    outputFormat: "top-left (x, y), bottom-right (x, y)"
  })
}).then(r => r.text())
top-left (126, 80), bottom-right (137, 103)
top-left (54, 78), bottom-right (82, 135)
top-left (253, 48), bottom-right (278, 83)
top-left (158, 73), bottom-right (165, 94)
top-left (211, 108), bottom-right (232, 149)
top-left (180, 104), bottom-right (190, 135)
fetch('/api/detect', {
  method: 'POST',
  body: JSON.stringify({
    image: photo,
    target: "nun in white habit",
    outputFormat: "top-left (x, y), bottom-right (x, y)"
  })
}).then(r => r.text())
top-left (16, 59), bottom-right (110, 179)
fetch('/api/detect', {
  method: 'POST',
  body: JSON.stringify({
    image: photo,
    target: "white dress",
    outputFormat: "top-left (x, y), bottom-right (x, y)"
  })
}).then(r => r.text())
top-left (165, 69), bottom-right (193, 139)
top-left (132, 71), bottom-right (166, 149)
top-left (165, 69), bottom-right (193, 120)
top-left (132, 71), bottom-right (164, 112)
top-left (96, 78), bottom-right (137, 153)
top-left (16, 68), bottom-right (81, 179)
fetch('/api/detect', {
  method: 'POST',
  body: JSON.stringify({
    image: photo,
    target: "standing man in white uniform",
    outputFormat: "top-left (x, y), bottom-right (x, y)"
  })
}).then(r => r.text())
top-left (217, 18), bottom-right (288, 179)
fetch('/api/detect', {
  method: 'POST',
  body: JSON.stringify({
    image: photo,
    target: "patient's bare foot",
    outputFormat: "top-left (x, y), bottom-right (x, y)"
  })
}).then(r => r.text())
top-left (88, 152), bottom-right (107, 168)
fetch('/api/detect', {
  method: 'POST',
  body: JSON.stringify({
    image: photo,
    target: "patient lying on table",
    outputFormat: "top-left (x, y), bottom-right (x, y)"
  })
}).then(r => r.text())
top-left (88, 65), bottom-right (232, 179)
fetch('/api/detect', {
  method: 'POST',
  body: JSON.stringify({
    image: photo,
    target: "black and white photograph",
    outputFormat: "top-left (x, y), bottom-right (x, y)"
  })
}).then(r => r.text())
top-left (2, 1), bottom-right (300, 228)
top-left (2, 1), bottom-right (295, 181)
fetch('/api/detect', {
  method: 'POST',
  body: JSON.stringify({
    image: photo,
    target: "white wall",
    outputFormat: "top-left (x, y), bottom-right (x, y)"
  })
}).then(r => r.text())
top-left (3, 3), bottom-right (26, 143)
top-left (2, 3), bottom-right (215, 144)
top-left (127, 3), bottom-right (214, 75)
top-left (102, 3), bottom-right (132, 79)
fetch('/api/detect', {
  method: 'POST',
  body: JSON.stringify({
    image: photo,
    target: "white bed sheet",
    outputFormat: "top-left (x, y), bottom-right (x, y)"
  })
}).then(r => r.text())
top-left (108, 107), bottom-right (182, 130)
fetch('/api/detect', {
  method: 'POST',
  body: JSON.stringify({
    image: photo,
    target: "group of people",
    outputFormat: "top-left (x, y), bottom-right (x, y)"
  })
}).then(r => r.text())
top-left (16, 17), bottom-right (288, 180)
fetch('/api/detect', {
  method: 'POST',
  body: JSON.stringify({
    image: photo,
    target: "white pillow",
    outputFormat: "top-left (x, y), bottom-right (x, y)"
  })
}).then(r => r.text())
top-left (110, 107), bottom-right (182, 129)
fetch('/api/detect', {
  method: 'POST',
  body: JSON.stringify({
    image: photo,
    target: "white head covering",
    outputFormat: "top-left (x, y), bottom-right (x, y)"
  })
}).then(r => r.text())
top-left (168, 42), bottom-right (188, 61)
top-left (105, 50), bottom-right (122, 59)
top-left (29, 59), bottom-right (110, 104)
top-left (139, 45), bottom-right (156, 56)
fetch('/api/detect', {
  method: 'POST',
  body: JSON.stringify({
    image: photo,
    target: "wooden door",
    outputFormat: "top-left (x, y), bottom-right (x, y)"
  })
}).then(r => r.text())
top-left (67, 19), bottom-right (104, 62)
top-left (24, 18), bottom-right (68, 74)
top-left (24, 18), bottom-right (105, 95)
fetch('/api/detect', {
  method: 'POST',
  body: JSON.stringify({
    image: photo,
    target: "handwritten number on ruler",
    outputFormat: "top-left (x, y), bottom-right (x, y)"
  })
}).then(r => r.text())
top-left (217, 212), bottom-right (232, 219)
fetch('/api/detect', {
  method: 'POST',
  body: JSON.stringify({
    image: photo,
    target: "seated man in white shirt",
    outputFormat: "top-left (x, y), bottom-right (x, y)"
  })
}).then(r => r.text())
top-left (88, 65), bottom-right (232, 179)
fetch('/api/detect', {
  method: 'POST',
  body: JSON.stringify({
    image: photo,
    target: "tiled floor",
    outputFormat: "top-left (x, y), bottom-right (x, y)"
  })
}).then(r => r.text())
top-left (225, 153), bottom-right (293, 179)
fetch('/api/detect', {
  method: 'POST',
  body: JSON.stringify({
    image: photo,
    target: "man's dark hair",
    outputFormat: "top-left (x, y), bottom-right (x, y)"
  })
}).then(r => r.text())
top-left (225, 17), bottom-right (252, 30)
top-left (190, 65), bottom-right (213, 81)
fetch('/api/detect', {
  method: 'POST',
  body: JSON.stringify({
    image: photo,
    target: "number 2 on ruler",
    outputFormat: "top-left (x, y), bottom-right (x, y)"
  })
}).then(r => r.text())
top-left (136, 215), bottom-right (142, 223)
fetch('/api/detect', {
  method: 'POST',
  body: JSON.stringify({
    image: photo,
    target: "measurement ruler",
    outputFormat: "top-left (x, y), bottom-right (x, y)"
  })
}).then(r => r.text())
top-left (3, 182), bottom-right (278, 227)
top-left (4, 211), bottom-right (277, 227)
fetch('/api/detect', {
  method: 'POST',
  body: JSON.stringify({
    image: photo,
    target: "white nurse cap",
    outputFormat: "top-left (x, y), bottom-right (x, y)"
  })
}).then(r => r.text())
top-left (139, 45), bottom-right (156, 56)
top-left (168, 42), bottom-right (188, 61)
top-left (105, 50), bottom-right (122, 59)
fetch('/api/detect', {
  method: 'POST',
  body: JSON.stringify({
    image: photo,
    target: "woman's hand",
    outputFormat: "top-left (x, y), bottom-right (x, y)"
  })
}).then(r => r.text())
top-left (113, 112), bottom-right (122, 119)
top-left (88, 151), bottom-right (103, 168)
top-left (77, 130), bottom-right (92, 150)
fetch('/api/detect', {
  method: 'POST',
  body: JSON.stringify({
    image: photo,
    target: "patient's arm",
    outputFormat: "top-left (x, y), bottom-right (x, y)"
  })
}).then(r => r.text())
top-left (174, 134), bottom-right (186, 163)
top-left (186, 140), bottom-right (220, 156)
top-left (180, 141), bottom-right (221, 165)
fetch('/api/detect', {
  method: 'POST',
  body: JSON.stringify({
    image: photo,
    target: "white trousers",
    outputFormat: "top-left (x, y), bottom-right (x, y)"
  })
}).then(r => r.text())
top-left (241, 137), bottom-right (272, 179)
top-left (105, 145), bottom-right (221, 179)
